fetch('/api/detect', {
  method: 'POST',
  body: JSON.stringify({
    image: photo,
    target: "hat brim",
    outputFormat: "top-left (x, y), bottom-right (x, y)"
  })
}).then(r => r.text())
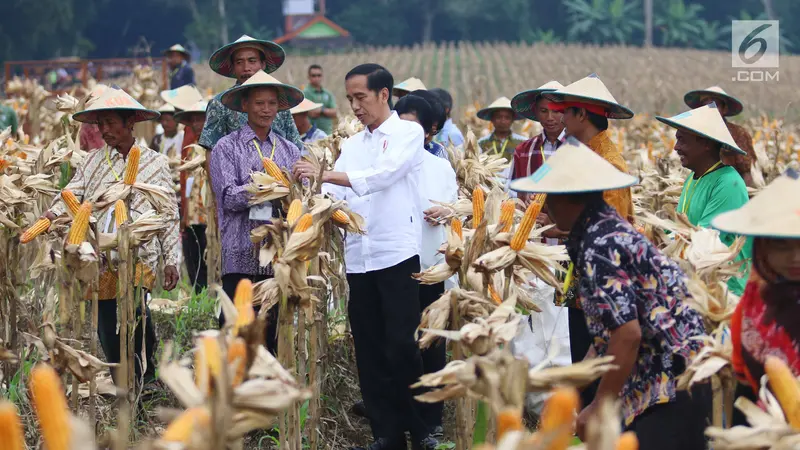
top-left (509, 172), bottom-right (639, 194)
top-left (291, 102), bottom-right (323, 115)
top-left (543, 93), bottom-right (634, 119)
top-left (712, 210), bottom-right (800, 239)
top-left (174, 110), bottom-right (206, 126)
top-left (655, 115), bottom-right (746, 155)
top-left (220, 83), bottom-right (304, 113)
top-left (163, 49), bottom-right (191, 61)
top-left (684, 91), bottom-right (743, 117)
top-left (477, 107), bottom-right (523, 121)
top-left (209, 40), bottom-right (286, 78)
top-left (72, 108), bottom-right (160, 124)
top-left (511, 88), bottom-right (559, 121)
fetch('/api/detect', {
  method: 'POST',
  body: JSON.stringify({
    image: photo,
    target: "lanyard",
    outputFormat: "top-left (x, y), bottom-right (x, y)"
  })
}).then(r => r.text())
top-left (252, 138), bottom-right (276, 160)
top-left (562, 262), bottom-right (575, 294)
top-left (680, 161), bottom-right (722, 214)
top-left (491, 136), bottom-right (510, 156)
top-left (106, 148), bottom-right (120, 181)
top-left (526, 135), bottom-right (555, 177)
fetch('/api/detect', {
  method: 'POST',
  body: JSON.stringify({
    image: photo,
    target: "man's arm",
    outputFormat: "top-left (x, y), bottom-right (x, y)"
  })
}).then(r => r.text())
top-left (199, 98), bottom-right (224, 151)
top-left (322, 93), bottom-right (337, 118)
top-left (209, 141), bottom-right (251, 212)
top-left (594, 320), bottom-right (641, 399)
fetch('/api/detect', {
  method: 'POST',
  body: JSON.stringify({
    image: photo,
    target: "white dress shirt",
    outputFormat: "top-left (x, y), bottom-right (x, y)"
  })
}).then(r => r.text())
top-left (323, 112), bottom-right (424, 274)
top-left (418, 151), bottom-right (458, 270)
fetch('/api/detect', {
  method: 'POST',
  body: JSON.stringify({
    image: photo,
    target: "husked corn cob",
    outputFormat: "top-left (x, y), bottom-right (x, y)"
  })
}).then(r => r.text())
top-left (0, 158), bottom-right (9, 172)
top-left (498, 200), bottom-right (515, 232)
top-left (487, 285), bottom-right (502, 305)
top-left (114, 199), bottom-right (128, 227)
top-left (233, 279), bottom-right (255, 334)
top-left (616, 431), bottom-right (639, 450)
top-left (510, 195), bottom-right (545, 252)
top-left (228, 337), bottom-right (248, 387)
top-left (294, 213), bottom-right (313, 232)
top-left (20, 218), bottom-right (51, 243)
top-left (123, 146), bottom-right (140, 185)
top-left (201, 337), bottom-right (222, 379)
top-left (162, 407), bottom-right (211, 443)
top-left (765, 356), bottom-right (800, 429)
top-left (539, 387), bottom-right (579, 450)
top-left (30, 364), bottom-right (70, 450)
top-left (472, 186), bottom-right (485, 227)
top-left (262, 158), bottom-right (290, 186)
top-left (497, 408), bottom-right (523, 440)
top-left (286, 199), bottom-right (303, 226)
top-left (451, 218), bottom-right (463, 239)
top-left (67, 201), bottom-right (92, 245)
top-left (60, 189), bottom-right (81, 215)
top-left (332, 209), bottom-right (350, 225)
top-left (0, 401), bottom-right (24, 450)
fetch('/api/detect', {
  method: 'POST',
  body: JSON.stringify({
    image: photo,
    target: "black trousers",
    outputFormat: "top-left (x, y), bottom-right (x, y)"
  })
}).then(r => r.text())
top-left (219, 273), bottom-right (279, 355)
top-left (182, 224), bottom-right (208, 293)
top-left (625, 383), bottom-right (712, 450)
top-left (419, 282), bottom-right (446, 430)
top-left (569, 307), bottom-right (598, 408)
top-left (97, 293), bottom-right (157, 384)
top-left (347, 255), bottom-right (428, 442)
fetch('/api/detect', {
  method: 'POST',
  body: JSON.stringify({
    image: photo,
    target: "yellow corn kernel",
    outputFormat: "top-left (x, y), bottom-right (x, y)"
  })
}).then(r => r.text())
top-left (539, 387), bottom-right (579, 450)
top-left (30, 364), bottom-right (70, 450)
top-left (510, 195), bottom-right (545, 252)
top-left (123, 146), bottom-right (140, 185)
top-left (114, 200), bottom-right (128, 227)
top-left (162, 407), bottom-right (211, 443)
top-left (497, 408), bottom-right (523, 441)
top-left (3, 138), bottom-right (12, 148)
top-left (67, 201), bottom-right (92, 245)
top-left (765, 356), bottom-right (800, 430)
top-left (0, 158), bottom-right (9, 172)
top-left (20, 218), bottom-right (51, 244)
top-left (228, 337), bottom-right (248, 388)
top-left (616, 431), bottom-right (639, 450)
top-left (286, 199), bottom-right (303, 226)
top-left (498, 199), bottom-right (515, 232)
top-left (451, 218), bottom-right (463, 239)
top-left (60, 189), bottom-right (81, 215)
top-left (332, 209), bottom-right (350, 225)
top-left (0, 401), bottom-right (24, 450)
top-left (487, 284), bottom-right (502, 305)
top-left (233, 279), bottom-right (255, 334)
top-left (786, 135), bottom-right (795, 156)
top-left (472, 187), bottom-right (485, 227)
top-left (294, 213), bottom-right (313, 232)
top-left (262, 158), bottom-right (290, 187)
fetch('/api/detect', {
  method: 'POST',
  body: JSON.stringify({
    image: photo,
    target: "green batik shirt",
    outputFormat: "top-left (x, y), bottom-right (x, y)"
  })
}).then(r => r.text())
top-left (302, 86), bottom-right (336, 135)
top-left (678, 165), bottom-right (752, 295)
top-left (0, 105), bottom-right (18, 135)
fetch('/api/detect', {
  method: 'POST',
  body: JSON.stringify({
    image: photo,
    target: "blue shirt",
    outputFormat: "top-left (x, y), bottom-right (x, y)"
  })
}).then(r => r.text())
top-left (425, 141), bottom-right (449, 160)
top-left (435, 118), bottom-right (464, 147)
top-left (169, 61), bottom-right (195, 89)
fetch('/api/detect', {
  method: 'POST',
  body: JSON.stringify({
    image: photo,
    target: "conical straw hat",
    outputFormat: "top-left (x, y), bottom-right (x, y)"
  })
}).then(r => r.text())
top-left (477, 97), bottom-right (523, 121)
top-left (220, 71), bottom-right (304, 113)
top-left (157, 103), bottom-right (176, 113)
top-left (711, 170), bottom-right (800, 238)
top-left (160, 85), bottom-right (203, 111)
top-left (174, 100), bottom-right (209, 125)
top-left (511, 81), bottom-right (565, 121)
top-left (209, 35), bottom-right (286, 77)
top-left (656, 103), bottom-right (745, 155)
top-left (543, 73), bottom-right (634, 119)
top-left (392, 77), bottom-right (427, 96)
top-left (72, 87), bottom-right (159, 124)
top-left (82, 83), bottom-right (109, 108)
top-left (509, 136), bottom-right (639, 194)
top-left (290, 98), bottom-right (324, 115)
top-left (684, 86), bottom-right (743, 117)
top-left (163, 44), bottom-right (191, 61)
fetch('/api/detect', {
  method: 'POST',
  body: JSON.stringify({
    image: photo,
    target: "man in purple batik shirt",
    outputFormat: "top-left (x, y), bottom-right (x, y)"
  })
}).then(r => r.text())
top-left (209, 71), bottom-right (303, 354)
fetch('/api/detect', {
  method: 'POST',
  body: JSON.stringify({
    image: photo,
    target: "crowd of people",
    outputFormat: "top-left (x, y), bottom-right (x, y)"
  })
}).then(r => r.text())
top-left (28, 33), bottom-right (800, 450)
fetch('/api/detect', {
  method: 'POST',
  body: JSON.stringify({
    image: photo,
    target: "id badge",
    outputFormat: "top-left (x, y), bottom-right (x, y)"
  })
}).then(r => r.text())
top-left (249, 202), bottom-right (273, 221)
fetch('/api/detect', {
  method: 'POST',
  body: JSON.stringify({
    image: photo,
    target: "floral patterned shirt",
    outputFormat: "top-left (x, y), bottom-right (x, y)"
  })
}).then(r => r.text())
top-left (567, 200), bottom-right (706, 426)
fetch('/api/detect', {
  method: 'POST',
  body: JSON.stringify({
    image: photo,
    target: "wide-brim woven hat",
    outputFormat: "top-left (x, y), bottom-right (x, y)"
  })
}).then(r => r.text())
top-left (711, 170), bottom-right (800, 238)
top-left (160, 85), bottom-right (203, 111)
top-left (209, 35), bottom-right (286, 78)
top-left (174, 100), bottom-right (209, 125)
top-left (543, 73), bottom-right (634, 120)
top-left (392, 77), bottom-right (427, 97)
top-left (72, 87), bottom-right (159, 124)
top-left (684, 86), bottom-right (743, 117)
top-left (157, 103), bottom-right (176, 114)
top-left (511, 81), bottom-right (565, 121)
top-left (163, 44), bottom-right (191, 61)
top-left (509, 136), bottom-right (639, 194)
top-left (290, 98), bottom-right (324, 115)
top-left (477, 97), bottom-right (524, 121)
top-left (220, 71), bottom-right (304, 113)
top-left (656, 103), bottom-right (745, 155)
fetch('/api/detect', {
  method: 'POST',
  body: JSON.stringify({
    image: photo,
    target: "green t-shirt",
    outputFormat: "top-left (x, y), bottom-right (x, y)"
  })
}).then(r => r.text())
top-left (302, 86), bottom-right (336, 135)
top-left (0, 105), bottom-right (18, 135)
top-left (678, 165), bottom-right (751, 295)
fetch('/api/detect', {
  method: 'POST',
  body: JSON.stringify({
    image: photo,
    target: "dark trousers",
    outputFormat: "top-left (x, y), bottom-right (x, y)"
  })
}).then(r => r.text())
top-left (97, 294), bottom-right (156, 384)
top-left (182, 224), bottom-right (208, 293)
top-left (625, 383), bottom-right (712, 450)
top-left (219, 273), bottom-right (279, 355)
top-left (569, 307), bottom-right (598, 408)
top-left (419, 282), bottom-right (446, 430)
top-left (347, 255), bottom-right (428, 442)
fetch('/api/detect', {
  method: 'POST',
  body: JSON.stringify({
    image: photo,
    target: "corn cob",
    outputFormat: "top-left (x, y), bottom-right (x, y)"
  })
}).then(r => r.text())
top-left (67, 201), bottom-right (92, 245)
top-left (0, 401), bottom-right (24, 450)
top-left (487, 284), bottom-right (503, 305)
top-left (497, 408), bottom-right (523, 440)
top-left (233, 279), bottom-right (255, 334)
top-left (510, 195), bottom-right (545, 252)
top-left (294, 213), bottom-right (313, 232)
top-left (114, 199), bottom-right (128, 227)
top-left (0, 158), bottom-right (9, 172)
top-left (262, 158), bottom-right (290, 187)
top-left (451, 218), bottom-right (463, 239)
top-left (765, 356), bottom-right (800, 429)
top-left (3, 138), bottom-right (11, 148)
top-left (201, 337), bottom-right (222, 379)
top-left (20, 218), bottom-right (51, 243)
top-left (30, 364), bottom-right (70, 450)
top-left (646, 141), bottom-right (654, 162)
top-left (786, 135), bottom-right (795, 156)
top-left (228, 337), bottom-right (248, 387)
top-left (332, 209), bottom-right (350, 225)
top-left (498, 200), bottom-right (515, 233)
top-left (472, 186), bottom-right (485, 227)
top-left (286, 199), bottom-right (303, 226)
top-left (615, 431), bottom-right (639, 450)
top-left (162, 407), bottom-right (211, 443)
top-left (60, 189), bottom-right (81, 215)
top-left (123, 146), bottom-right (140, 185)
top-left (539, 387), bottom-right (579, 450)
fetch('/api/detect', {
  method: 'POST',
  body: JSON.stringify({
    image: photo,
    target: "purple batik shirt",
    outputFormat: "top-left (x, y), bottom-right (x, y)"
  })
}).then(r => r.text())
top-left (209, 123), bottom-right (301, 276)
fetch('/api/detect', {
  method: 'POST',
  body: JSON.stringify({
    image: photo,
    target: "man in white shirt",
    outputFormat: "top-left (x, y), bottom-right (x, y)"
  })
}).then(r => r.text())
top-left (294, 64), bottom-right (431, 450)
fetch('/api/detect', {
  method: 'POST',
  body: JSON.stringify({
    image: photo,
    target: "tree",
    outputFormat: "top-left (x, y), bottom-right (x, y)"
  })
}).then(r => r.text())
top-left (563, 0), bottom-right (643, 45)
top-left (654, 0), bottom-right (705, 47)
top-left (644, 0), bottom-right (653, 47)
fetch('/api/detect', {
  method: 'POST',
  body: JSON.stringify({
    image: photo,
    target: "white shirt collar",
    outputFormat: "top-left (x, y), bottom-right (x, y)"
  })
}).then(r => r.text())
top-left (363, 111), bottom-right (400, 140)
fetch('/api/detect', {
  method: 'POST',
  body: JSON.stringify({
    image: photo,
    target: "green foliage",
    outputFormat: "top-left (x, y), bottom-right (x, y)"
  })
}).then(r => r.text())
top-left (654, 0), bottom-right (706, 47)
top-left (563, 0), bottom-right (643, 45)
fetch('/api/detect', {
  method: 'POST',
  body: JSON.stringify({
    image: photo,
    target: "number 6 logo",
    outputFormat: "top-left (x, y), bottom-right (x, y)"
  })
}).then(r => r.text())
top-left (731, 20), bottom-right (780, 69)
top-left (739, 23), bottom-right (771, 64)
